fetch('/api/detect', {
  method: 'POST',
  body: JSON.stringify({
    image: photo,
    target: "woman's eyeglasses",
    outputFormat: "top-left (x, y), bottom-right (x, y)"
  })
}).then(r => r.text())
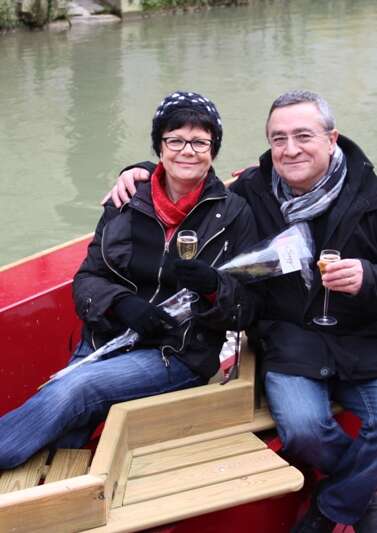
top-left (162, 137), bottom-right (212, 153)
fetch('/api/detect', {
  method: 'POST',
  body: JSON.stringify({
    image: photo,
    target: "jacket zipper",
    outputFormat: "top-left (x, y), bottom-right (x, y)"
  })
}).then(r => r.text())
top-left (147, 219), bottom-right (173, 367)
top-left (210, 239), bottom-right (228, 267)
top-left (197, 232), bottom-right (227, 265)
top-left (161, 321), bottom-right (191, 364)
top-left (91, 331), bottom-right (97, 351)
top-left (149, 219), bottom-right (169, 304)
top-left (149, 194), bottom-right (227, 302)
top-left (148, 198), bottom-right (227, 367)
top-left (182, 194), bottom-right (226, 221)
top-left (103, 194), bottom-right (227, 288)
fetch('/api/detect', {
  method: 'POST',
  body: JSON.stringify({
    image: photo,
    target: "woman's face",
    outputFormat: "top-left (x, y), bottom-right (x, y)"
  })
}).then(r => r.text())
top-left (160, 125), bottom-right (213, 186)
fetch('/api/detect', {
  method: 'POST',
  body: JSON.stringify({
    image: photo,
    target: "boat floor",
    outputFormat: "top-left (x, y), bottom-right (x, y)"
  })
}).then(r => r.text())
top-left (0, 449), bottom-right (92, 494)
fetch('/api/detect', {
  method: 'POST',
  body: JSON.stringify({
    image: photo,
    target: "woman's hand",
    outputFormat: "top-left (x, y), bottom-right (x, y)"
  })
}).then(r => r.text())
top-left (113, 295), bottom-right (176, 338)
top-left (320, 258), bottom-right (363, 295)
top-left (101, 168), bottom-right (151, 208)
top-left (174, 259), bottom-right (218, 294)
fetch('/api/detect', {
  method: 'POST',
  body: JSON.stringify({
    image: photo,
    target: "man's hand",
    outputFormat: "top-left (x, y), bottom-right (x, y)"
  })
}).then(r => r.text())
top-left (101, 168), bottom-right (151, 208)
top-left (231, 168), bottom-right (246, 177)
top-left (320, 259), bottom-right (363, 295)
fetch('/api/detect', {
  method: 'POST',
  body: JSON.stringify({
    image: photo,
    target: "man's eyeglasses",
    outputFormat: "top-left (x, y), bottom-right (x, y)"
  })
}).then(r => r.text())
top-left (162, 137), bottom-right (212, 153)
top-left (269, 130), bottom-right (331, 149)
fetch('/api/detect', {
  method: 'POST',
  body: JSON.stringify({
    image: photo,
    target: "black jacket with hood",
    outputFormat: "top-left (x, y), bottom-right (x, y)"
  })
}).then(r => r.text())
top-left (73, 169), bottom-right (259, 379)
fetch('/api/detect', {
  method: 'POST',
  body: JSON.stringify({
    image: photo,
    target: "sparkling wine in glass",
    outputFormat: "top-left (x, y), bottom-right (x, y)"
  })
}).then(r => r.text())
top-left (177, 230), bottom-right (198, 260)
top-left (313, 249), bottom-right (341, 326)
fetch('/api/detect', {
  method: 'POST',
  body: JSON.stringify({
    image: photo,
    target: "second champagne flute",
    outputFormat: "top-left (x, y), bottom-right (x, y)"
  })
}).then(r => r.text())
top-left (177, 230), bottom-right (198, 260)
top-left (313, 249), bottom-right (341, 326)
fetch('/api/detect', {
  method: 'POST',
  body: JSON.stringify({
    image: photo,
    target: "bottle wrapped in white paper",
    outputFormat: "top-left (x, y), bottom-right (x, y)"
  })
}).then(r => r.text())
top-left (219, 224), bottom-right (313, 282)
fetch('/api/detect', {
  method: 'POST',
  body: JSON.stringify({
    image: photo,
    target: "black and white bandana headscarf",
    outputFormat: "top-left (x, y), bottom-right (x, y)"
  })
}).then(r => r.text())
top-left (152, 91), bottom-right (223, 156)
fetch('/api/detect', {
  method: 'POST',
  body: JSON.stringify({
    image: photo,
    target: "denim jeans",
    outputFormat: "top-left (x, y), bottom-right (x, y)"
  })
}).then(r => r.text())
top-left (265, 371), bottom-right (377, 525)
top-left (0, 341), bottom-right (205, 469)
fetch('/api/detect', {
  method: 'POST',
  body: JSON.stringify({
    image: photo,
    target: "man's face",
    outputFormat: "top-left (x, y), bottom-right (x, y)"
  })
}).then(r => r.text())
top-left (267, 102), bottom-right (339, 195)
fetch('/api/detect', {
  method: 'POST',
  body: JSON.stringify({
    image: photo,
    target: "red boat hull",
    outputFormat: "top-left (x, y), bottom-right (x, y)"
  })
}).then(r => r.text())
top-left (0, 236), bottom-right (90, 415)
top-left (0, 239), bottom-right (356, 532)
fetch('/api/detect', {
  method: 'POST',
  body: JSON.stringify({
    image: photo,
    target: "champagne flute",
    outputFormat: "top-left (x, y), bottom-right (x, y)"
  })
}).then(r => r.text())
top-left (177, 230), bottom-right (198, 260)
top-left (313, 249), bottom-right (341, 326)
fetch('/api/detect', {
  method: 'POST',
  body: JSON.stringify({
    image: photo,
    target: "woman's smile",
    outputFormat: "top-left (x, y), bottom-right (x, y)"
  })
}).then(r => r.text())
top-left (160, 125), bottom-right (213, 190)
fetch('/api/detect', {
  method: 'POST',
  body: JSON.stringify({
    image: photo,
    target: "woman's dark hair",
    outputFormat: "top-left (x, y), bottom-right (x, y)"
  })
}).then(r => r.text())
top-left (151, 91), bottom-right (223, 159)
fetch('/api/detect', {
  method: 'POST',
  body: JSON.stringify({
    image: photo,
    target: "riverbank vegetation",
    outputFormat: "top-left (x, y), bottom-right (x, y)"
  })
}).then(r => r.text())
top-left (0, 0), bottom-right (69, 31)
top-left (141, 0), bottom-right (247, 11)
top-left (0, 0), bottom-right (18, 30)
top-left (0, 0), bottom-right (248, 32)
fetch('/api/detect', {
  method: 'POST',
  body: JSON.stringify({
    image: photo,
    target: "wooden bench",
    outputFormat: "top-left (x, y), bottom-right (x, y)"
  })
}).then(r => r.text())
top-left (83, 394), bottom-right (303, 533)
top-left (0, 337), bottom-right (304, 532)
top-left (79, 336), bottom-right (303, 532)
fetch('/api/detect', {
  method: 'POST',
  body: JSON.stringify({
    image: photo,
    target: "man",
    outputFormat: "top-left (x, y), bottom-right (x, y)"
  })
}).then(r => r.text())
top-left (107, 91), bottom-right (377, 533)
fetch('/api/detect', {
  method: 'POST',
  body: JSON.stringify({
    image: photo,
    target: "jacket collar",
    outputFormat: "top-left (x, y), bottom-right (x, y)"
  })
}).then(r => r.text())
top-left (127, 167), bottom-right (227, 218)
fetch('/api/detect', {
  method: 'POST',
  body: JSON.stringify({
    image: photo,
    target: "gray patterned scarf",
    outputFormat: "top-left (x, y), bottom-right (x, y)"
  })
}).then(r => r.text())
top-left (272, 144), bottom-right (347, 288)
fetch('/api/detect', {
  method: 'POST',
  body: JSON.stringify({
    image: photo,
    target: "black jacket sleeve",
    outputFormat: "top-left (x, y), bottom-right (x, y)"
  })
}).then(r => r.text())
top-left (72, 202), bottom-right (135, 333)
top-left (357, 258), bottom-right (377, 307)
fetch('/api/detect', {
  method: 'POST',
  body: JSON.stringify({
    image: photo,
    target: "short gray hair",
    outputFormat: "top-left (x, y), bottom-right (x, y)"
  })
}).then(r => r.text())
top-left (265, 90), bottom-right (336, 136)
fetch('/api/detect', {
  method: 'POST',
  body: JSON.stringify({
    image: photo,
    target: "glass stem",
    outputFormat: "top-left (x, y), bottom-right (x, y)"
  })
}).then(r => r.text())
top-left (323, 287), bottom-right (330, 318)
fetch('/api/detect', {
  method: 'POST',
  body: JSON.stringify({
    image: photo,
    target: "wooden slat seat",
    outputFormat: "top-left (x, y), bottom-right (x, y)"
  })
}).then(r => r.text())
top-left (0, 450), bottom-right (48, 494)
top-left (93, 467), bottom-right (302, 533)
top-left (0, 449), bottom-right (92, 494)
top-left (44, 449), bottom-right (92, 483)
top-left (129, 431), bottom-right (265, 478)
top-left (125, 435), bottom-right (295, 507)
top-left (82, 336), bottom-right (304, 532)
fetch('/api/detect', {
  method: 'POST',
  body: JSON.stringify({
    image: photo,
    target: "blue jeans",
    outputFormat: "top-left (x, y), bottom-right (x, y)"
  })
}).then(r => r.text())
top-left (0, 341), bottom-right (205, 469)
top-left (265, 371), bottom-right (377, 525)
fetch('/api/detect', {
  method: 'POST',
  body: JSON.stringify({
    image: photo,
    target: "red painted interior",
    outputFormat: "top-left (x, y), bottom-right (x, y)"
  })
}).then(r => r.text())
top-left (0, 238), bottom-right (90, 415)
top-left (0, 237), bottom-right (91, 311)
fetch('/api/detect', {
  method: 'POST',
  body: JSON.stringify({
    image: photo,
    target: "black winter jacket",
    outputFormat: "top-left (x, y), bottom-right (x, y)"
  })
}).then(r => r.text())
top-left (73, 169), bottom-right (259, 379)
top-left (231, 135), bottom-right (377, 381)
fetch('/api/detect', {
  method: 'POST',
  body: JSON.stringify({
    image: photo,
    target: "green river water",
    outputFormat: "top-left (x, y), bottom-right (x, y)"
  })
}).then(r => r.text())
top-left (1, 0), bottom-right (377, 266)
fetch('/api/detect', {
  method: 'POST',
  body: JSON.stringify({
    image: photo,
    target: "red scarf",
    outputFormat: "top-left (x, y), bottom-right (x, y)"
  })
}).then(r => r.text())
top-left (151, 162), bottom-right (206, 241)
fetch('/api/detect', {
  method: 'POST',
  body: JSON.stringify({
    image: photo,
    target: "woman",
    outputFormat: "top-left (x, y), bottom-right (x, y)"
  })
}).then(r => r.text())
top-left (0, 91), bottom-right (258, 469)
